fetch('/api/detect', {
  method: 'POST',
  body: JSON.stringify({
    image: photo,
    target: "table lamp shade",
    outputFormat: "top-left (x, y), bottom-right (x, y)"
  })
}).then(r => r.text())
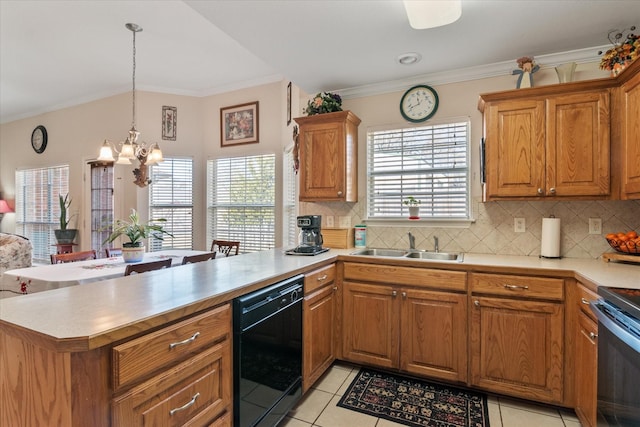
top-left (0, 200), bottom-right (13, 214)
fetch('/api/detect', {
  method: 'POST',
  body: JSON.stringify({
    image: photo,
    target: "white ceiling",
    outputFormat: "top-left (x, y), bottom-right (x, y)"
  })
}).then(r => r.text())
top-left (1, 0), bottom-right (639, 124)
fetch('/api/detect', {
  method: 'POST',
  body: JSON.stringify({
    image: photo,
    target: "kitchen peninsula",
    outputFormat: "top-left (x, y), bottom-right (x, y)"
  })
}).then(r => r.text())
top-left (1, 249), bottom-right (639, 426)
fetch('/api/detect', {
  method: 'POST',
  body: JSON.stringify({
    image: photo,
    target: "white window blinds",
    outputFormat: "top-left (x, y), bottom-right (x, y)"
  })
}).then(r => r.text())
top-left (207, 154), bottom-right (275, 253)
top-left (149, 158), bottom-right (193, 251)
top-left (15, 165), bottom-right (69, 263)
top-left (367, 120), bottom-right (470, 219)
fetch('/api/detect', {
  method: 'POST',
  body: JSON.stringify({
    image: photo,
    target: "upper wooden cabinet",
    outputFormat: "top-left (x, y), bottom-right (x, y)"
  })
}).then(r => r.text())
top-left (620, 60), bottom-right (640, 199)
top-left (481, 88), bottom-right (611, 200)
top-left (294, 111), bottom-right (361, 202)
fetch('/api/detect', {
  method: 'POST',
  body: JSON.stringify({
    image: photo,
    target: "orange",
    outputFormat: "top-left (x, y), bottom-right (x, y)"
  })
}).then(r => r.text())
top-left (606, 233), bottom-right (617, 240)
top-left (618, 235), bottom-right (629, 242)
top-left (626, 231), bottom-right (638, 239)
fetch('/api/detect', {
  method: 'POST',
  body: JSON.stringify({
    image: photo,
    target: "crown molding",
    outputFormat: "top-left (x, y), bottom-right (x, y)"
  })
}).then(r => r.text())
top-left (337, 45), bottom-right (610, 99)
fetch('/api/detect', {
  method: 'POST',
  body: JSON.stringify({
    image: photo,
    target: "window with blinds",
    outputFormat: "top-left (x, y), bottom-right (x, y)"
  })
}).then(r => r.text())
top-left (207, 154), bottom-right (275, 253)
top-left (15, 165), bottom-right (69, 263)
top-left (149, 158), bottom-right (193, 251)
top-left (90, 162), bottom-right (114, 258)
top-left (283, 150), bottom-right (298, 248)
top-left (367, 120), bottom-right (470, 219)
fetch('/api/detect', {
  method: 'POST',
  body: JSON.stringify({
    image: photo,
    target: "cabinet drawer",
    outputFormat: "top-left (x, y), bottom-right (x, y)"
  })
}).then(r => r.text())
top-left (305, 264), bottom-right (336, 294)
top-left (576, 283), bottom-right (599, 321)
top-left (470, 273), bottom-right (563, 301)
top-left (344, 262), bottom-right (466, 292)
top-left (113, 303), bottom-right (231, 389)
top-left (113, 341), bottom-right (231, 427)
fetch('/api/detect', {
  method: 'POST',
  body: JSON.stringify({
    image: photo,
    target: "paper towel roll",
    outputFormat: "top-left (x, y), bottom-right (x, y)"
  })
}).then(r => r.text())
top-left (541, 217), bottom-right (561, 258)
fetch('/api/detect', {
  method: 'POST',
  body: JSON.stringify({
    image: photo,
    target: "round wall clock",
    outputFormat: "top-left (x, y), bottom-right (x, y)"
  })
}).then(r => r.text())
top-left (400, 84), bottom-right (439, 123)
top-left (31, 125), bottom-right (48, 154)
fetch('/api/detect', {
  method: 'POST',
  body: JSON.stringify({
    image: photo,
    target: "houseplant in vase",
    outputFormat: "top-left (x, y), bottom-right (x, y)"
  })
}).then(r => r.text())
top-left (104, 209), bottom-right (172, 263)
top-left (403, 196), bottom-right (421, 220)
top-left (54, 193), bottom-right (78, 244)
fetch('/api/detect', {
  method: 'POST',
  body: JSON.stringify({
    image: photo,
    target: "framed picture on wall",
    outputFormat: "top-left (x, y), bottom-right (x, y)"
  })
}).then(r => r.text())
top-left (220, 101), bottom-right (259, 147)
top-left (162, 106), bottom-right (177, 141)
top-left (287, 82), bottom-right (292, 126)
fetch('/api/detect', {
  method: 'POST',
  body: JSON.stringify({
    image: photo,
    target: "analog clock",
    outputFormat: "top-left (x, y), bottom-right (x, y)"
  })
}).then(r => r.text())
top-left (31, 125), bottom-right (48, 154)
top-left (400, 85), bottom-right (439, 123)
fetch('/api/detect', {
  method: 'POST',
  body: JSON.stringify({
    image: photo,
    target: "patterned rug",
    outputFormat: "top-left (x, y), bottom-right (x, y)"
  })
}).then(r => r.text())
top-left (337, 368), bottom-right (490, 427)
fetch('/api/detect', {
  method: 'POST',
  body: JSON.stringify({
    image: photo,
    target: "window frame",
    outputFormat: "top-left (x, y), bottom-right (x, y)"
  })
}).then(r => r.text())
top-left (366, 118), bottom-right (472, 225)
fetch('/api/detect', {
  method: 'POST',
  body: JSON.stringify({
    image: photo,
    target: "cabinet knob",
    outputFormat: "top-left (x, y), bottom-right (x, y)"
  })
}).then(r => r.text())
top-left (402, 291), bottom-right (407, 299)
top-left (549, 187), bottom-right (556, 194)
top-left (589, 332), bottom-right (598, 340)
top-left (337, 191), bottom-right (343, 196)
top-left (392, 290), bottom-right (397, 297)
top-left (474, 300), bottom-right (480, 307)
top-left (333, 286), bottom-right (338, 291)
top-left (537, 188), bottom-right (543, 195)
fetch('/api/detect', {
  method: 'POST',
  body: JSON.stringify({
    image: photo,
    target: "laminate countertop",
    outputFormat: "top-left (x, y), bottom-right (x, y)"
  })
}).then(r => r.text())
top-left (1, 248), bottom-right (638, 351)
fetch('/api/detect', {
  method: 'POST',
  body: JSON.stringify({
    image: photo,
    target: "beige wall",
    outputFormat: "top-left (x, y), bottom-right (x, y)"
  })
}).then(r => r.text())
top-left (0, 80), bottom-right (295, 250)
top-left (300, 63), bottom-right (640, 258)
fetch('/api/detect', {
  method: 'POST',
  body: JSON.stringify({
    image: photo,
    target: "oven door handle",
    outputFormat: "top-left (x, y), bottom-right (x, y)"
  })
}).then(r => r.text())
top-left (591, 300), bottom-right (640, 353)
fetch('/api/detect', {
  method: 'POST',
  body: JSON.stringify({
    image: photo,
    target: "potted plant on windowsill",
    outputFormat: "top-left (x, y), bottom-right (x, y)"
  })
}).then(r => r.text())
top-left (403, 196), bottom-right (421, 220)
top-left (104, 209), bottom-right (172, 263)
top-left (54, 193), bottom-right (78, 244)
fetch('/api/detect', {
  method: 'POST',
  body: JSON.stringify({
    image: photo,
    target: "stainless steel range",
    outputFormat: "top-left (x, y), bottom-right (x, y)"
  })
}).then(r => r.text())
top-left (591, 287), bottom-right (640, 427)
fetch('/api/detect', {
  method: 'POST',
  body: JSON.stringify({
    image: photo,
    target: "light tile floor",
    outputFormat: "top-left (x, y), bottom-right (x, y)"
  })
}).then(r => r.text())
top-left (282, 362), bottom-right (583, 427)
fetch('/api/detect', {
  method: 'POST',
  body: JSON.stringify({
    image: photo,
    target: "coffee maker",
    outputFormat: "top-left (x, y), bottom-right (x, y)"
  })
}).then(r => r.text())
top-left (291, 215), bottom-right (328, 254)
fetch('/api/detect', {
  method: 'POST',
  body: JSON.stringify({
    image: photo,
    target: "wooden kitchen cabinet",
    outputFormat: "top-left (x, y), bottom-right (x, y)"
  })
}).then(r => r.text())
top-left (469, 273), bottom-right (564, 404)
top-left (574, 282), bottom-right (599, 427)
top-left (303, 263), bottom-right (337, 392)
top-left (342, 263), bottom-right (467, 383)
top-left (294, 111), bottom-right (361, 202)
top-left (620, 59), bottom-right (640, 199)
top-left (481, 87), bottom-right (610, 200)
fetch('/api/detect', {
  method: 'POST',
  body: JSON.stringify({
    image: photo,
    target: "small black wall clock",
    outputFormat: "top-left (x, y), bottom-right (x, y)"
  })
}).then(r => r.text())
top-left (400, 84), bottom-right (439, 123)
top-left (31, 125), bottom-right (48, 154)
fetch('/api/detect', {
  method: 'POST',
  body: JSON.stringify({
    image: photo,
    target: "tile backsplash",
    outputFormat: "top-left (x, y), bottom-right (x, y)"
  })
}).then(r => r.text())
top-left (301, 198), bottom-right (640, 259)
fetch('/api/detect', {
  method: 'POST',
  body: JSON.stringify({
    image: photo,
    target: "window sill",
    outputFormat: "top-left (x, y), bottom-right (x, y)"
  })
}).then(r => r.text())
top-left (362, 218), bottom-right (475, 228)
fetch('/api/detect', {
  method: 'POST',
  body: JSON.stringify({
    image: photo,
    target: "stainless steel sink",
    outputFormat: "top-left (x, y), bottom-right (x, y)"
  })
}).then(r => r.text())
top-left (349, 248), bottom-right (463, 262)
top-left (349, 248), bottom-right (408, 257)
top-left (405, 251), bottom-right (463, 262)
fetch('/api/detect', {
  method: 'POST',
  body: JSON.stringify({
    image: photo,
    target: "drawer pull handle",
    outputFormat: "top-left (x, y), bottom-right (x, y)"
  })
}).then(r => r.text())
top-left (581, 298), bottom-right (590, 305)
top-left (169, 392), bottom-right (200, 416)
top-left (317, 275), bottom-right (328, 281)
top-left (169, 332), bottom-right (200, 349)
top-left (503, 284), bottom-right (529, 291)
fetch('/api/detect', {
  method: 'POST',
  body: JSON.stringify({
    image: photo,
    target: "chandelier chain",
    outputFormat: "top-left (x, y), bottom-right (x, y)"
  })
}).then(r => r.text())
top-left (131, 28), bottom-right (137, 129)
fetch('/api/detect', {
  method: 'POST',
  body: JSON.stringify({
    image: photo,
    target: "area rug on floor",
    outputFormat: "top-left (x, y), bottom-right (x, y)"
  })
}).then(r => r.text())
top-left (337, 368), bottom-right (490, 427)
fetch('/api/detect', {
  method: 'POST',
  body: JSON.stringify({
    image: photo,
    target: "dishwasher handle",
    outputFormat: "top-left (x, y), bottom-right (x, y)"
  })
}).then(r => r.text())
top-left (591, 300), bottom-right (640, 353)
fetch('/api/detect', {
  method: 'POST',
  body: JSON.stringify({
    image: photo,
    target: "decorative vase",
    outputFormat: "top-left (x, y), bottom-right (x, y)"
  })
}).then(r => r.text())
top-left (122, 244), bottom-right (145, 263)
top-left (555, 62), bottom-right (577, 83)
top-left (54, 229), bottom-right (78, 244)
top-left (408, 206), bottom-right (420, 220)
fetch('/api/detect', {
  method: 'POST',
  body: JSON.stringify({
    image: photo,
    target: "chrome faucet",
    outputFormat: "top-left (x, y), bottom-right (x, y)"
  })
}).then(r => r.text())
top-left (434, 236), bottom-right (439, 253)
top-left (408, 232), bottom-right (415, 250)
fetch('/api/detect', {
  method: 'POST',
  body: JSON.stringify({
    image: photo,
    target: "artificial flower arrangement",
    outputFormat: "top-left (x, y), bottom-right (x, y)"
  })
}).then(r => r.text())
top-left (304, 92), bottom-right (343, 115)
top-left (512, 56), bottom-right (539, 89)
top-left (599, 26), bottom-right (639, 75)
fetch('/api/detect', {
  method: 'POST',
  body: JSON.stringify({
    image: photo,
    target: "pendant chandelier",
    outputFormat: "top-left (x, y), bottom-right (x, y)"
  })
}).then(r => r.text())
top-left (98, 23), bottom-right (163, 187)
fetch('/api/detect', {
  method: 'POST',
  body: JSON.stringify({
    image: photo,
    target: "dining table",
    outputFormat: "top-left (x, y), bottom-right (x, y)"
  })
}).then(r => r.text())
top-left (0, 249), bottom-right (209, 298)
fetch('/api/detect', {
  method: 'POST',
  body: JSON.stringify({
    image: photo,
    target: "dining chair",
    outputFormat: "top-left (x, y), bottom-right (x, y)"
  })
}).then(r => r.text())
top-left (105, 247), bottom-right (122, 257)
top-left (50, 250), bottom-right (97, 264)
top-left (210, 240), bottom-right (240, 257)
top-left (124, 258), bottom-right (172, 276)
top-left (181, 252), bottom-right (217, 265)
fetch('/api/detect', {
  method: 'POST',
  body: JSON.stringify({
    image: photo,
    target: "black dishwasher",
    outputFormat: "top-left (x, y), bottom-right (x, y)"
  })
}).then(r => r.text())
top-left (233, 275), bottom-right (304, 427)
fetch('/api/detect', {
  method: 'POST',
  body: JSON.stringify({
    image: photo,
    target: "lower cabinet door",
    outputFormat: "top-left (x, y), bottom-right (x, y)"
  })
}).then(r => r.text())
top-left (303, 284), bottom-right (336, 392)
top-left (342, 281), bottom-right (398, 368)
top-left (112, 341), bottom-right (231, 427)
top-left (470, 296), bottom-right (564, 403)
top-left (575, 312), bottom-right (598, 427)
top-left (400, 288), bottom-right (467, 383)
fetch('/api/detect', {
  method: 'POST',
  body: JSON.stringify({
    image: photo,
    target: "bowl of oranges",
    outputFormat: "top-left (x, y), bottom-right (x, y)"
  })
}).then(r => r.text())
top-left (605, 231), bottom-right (640, 255)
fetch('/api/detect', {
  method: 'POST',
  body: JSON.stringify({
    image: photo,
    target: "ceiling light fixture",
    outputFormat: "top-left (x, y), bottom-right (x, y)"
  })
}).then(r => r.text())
top-left (397, 52), bottom-right (422, 65)
top-left (403, 0), bottom-right (462, 29)
top-left (98, 23), bottom-right (163, 187)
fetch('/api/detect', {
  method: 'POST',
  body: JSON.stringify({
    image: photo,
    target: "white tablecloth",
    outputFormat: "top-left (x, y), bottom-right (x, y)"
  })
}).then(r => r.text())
top-left (0, 250), bottom-right (208, 298)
